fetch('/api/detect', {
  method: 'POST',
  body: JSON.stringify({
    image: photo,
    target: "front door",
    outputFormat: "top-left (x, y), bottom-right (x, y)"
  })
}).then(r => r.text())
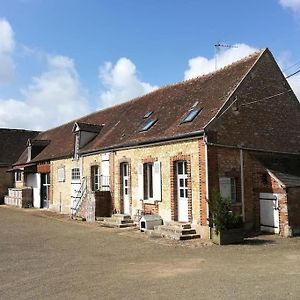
top-left (259, 193), bottom-right (280, 233)
top-left (122, 163), bottom-right (130, 214)
top-left (41, 173), bottom-right (50, 208)
top-left (177, 161), bottom-right (189, 222)
top-left (71, 168), bottom-right (81, 209)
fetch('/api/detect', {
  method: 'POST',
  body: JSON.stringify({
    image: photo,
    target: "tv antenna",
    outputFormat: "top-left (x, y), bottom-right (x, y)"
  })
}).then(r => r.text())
top-left (214, 43), bottom-right (238, 70)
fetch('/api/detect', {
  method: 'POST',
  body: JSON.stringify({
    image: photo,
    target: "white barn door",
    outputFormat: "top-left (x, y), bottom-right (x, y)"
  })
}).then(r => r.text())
top-left (259, 193), bottom-right (279, 234)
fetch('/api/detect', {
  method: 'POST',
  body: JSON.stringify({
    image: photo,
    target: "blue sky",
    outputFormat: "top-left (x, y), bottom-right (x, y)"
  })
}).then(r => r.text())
top-left (0, 0), bottom-right (300, 130)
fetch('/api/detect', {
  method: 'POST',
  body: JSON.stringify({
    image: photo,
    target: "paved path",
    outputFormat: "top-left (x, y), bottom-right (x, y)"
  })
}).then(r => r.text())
top-left (1, 206), bottom-right (300, 300)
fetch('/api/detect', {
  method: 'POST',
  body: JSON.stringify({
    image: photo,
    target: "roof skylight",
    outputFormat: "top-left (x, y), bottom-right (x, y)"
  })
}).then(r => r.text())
top-left (143, 111), bottom-right (153, 118)
top-left (140, 118), bottom-right (158, 132)
top-left (181, 107), bottom-right (202, 123)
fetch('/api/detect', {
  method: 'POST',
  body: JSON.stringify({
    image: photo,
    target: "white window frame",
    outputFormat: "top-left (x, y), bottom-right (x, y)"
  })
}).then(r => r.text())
top-left (57, 167), bottom-right (65, 182)
top-left (91, 165), bottom-right (100, 191)
top-left (71, 168), bottom-right (80, 181)
top-left (15, 170), bottom-right (22, 182)
top-left (138, 161), bottom-right (161, 201)
top-left (219, 177), bottom-right (237, 203)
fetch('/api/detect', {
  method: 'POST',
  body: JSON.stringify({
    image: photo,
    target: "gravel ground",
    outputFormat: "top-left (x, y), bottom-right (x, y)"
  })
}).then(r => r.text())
top-left (1, 206), bottom-right (300, 300)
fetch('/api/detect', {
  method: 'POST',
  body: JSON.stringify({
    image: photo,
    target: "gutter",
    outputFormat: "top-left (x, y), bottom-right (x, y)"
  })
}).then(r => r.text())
top-left (80, 129), bottom-right (205, 156)
top-left (205, 142), bottom-right (300, 156)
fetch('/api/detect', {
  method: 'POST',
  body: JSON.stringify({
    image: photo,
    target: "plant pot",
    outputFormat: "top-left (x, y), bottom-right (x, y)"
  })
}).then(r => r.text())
top-left (211, 228), bottom-right (244, 245)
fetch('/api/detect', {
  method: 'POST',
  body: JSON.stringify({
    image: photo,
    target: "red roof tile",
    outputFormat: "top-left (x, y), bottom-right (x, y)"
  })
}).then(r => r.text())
top-left (15, 49), bottom-right (263, 165)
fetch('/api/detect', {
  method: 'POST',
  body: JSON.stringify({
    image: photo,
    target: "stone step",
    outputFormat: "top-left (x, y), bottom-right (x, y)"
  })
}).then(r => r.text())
top-left (102, 217), bottom-right (134, 224)
top-left (163, 221), bottom-right (192, 230)
top-left (99, 221), bottom-right (136, 228)
top-left (154, 225), bottom-right (196, 235)
top-left (110, 214), bottom-right (132, 221)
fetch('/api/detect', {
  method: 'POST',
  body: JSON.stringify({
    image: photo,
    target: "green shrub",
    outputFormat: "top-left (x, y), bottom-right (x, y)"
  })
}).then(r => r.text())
top-left (208, 189), bottom-right (243, 234)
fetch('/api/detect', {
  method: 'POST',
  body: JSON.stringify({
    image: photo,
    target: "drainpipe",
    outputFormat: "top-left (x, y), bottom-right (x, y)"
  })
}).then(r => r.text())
top-left (240, 148), bottom-right (245, 222)
top-left (204, 134), bottom-right (210, 237)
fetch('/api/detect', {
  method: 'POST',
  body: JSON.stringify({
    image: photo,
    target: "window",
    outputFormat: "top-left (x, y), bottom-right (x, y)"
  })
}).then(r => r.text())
top-left (138, 161), bottom-right (161, 201)
top-left (144, 163), bottom-right (154, 199)
top-left (57, 168), bottom-right (65, 182)
top-left (91, 165), bottom-right (100, 191)
top-left (71, 168), bottom-right (80, 181)
top-left (143, 111), bottom-right (153, 118)
top-left (181, 108), bottom-right (202, 123)
top-left (140, 119), bottom-right (158, 132)
top-left (15, 170), bottom-right (22, 182)
top-left (219, 177), bottom-right (237, 203)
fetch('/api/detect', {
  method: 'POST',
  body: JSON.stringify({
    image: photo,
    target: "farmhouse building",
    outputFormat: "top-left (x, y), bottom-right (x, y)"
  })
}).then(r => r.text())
top-left (0, 128), bottom-right (39, 204)
top-left (7, 48), bottom-right (300, 237)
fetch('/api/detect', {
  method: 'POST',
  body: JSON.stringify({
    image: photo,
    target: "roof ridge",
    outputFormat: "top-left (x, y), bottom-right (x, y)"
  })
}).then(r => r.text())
top-left (36, 48), bottom-right (265, 136)
top-left (53, 49), bottom-right (265, 128)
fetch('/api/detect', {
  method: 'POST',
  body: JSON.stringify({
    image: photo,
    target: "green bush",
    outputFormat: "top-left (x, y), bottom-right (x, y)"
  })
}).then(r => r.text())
top-left (209, 189), bottom-right (243, 234)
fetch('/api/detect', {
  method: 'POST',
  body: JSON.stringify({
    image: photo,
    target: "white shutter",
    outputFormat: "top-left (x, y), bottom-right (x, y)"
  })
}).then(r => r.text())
top-left (153, 161), bottom-right (162, 201)
top-left (138, 163), bottom-right (144, 201)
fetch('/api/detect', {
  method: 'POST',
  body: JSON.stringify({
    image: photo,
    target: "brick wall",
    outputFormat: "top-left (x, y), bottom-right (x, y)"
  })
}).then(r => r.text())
top-left (0, 166), bottom-right (13, 203)
top-left (113, 139), bottom-right (202, 224)
top-left (207, 145), bottom-right (290, 234)
top-left (287, 187), bottom-right (300, 235)
top-left (209, 50), bottom-right (300, 154)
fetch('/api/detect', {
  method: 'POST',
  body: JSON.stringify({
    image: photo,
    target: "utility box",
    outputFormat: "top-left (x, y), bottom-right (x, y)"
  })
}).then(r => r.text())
top-left (139, 214), bottom-right (163, 231)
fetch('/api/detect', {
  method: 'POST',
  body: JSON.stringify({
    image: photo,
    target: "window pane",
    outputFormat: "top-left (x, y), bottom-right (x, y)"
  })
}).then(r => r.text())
top-left (177, 162), bottom-right (183, 174)
top-left (185, 178), bottom-right (188, 187)
top-left (149, 164), bottom-right (153, 198)
top-left (180, 189), bottom-right (184, 198)
top-left (179, 178), bottom-right (184, 187)
top-left (185, 189), bottom-right (188, 198)
top-left (183, 162), bottom-right (187, 175)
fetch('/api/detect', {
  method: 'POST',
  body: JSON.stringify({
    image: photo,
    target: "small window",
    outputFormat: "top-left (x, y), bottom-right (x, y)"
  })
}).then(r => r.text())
top-left (15, 170), bottom-right (22, 182)
top-left (71, 168), bottom-right (80, 180)
top-left (140, 119), bottom-right (158, 132)
top-left (181, 108), bottom-right (202, 123)
top-left (143, 111), bottom-right (153, 118)
top-left (144, 163), bottom-right (154, 199)
top-left (57, 168), bottom-right (65, 182)
top-left (219, 177), bottom-right (237, 203)
top-left (91, 165), bottom-right (100, 191)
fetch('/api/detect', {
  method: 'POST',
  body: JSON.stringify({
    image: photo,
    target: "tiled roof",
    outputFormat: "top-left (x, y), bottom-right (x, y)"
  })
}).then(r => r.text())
top-left (0, 128), bottom-right (39, 165)
top-left (254, 153), bottom-right (300, 188)
top-left (15, 49), bottom-right (264, 165)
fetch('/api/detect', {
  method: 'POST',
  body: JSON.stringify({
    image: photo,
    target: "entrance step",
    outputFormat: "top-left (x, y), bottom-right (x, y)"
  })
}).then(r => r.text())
top-left (98, 214), bottom-right (136, 228)
top-left (152, 221), bottom-right (200, 240)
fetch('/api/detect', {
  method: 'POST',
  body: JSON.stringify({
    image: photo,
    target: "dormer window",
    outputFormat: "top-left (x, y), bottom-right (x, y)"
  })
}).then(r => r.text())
top-left (143, 111), bottom-right (153, 119)
top-left (72, 122), bottom-right (103, 160)
top-left (26, 139), bottom-right (50, 162)
top-left (139, 118), bottom-right (158, 132)
top-left (181, 107), bottom-right (202, 123)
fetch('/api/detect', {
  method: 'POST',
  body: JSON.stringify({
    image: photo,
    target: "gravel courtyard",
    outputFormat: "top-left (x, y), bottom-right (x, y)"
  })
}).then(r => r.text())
top-left (1, 206), bottom-right (300, 300)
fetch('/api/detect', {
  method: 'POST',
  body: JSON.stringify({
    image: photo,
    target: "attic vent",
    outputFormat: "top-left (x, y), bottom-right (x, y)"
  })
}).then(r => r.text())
top-left (143, 111), bottom-right (153, 118)
top-left (181, 107), bottom-right (202, 123)
top-left (140, 119), bottom-right (158, 132)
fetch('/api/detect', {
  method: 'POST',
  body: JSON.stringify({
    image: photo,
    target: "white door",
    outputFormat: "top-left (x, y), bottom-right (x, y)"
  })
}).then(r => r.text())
top-left (71, 168), bottom-right (81, 209)
top-left (177, 161), bottom-right (189, 222)
top-left (122, 163), bottom-right (130, 214)
top-left (259, 193), bottom-right (280, 234)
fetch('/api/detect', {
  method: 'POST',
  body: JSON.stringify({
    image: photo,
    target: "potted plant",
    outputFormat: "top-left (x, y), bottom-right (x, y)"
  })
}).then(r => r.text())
top-left (209, 190), bottom-right (244, 245)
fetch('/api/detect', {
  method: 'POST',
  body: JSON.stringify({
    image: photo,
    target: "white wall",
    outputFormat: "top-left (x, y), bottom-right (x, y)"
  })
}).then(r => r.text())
top-left (26, 173), bottom-right (41, 208)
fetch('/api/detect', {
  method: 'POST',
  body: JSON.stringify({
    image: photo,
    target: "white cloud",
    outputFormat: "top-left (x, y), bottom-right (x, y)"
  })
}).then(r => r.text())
top-left (184, 43), bottom-right (258, 80)
top-left (0, 18), bottom-right (15, 84)
top-left (279, 0), bottom-right (300, 14)
top-left (99, 57), bottom-right (158, 108)
top-left (0, 55), bottom-right (90, 130)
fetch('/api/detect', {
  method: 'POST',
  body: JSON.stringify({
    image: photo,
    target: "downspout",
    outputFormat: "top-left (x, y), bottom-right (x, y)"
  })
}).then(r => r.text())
top-left (204, 134), bottom-right (210, 237)
top-left (240, 148), bottom-right (245, 222)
